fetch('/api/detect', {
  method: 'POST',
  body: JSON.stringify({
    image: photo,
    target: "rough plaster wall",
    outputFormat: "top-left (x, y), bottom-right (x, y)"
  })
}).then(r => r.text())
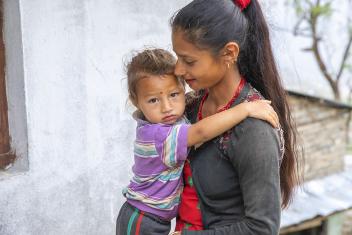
top-left (0, 1), bottom-right (190, 234)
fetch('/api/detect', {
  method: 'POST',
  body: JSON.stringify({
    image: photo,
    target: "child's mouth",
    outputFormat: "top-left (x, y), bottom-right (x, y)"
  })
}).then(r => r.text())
top-left (162, 115), bottom-right (178, 122)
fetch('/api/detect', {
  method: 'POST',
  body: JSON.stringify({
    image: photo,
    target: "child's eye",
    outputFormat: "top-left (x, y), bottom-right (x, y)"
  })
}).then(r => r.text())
top-left (170, 92), bottom-right (179, 98)
top-left (148, 98), bottom-right (158, 104)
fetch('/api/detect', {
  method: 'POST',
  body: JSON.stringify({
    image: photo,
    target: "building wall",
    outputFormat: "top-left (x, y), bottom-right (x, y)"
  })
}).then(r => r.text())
top-left (342, 209), bottom-right (352, 235)
top-left (0, 1), bottom-right (190, 235)
top-left (287, 96), bottom-right (350, 181)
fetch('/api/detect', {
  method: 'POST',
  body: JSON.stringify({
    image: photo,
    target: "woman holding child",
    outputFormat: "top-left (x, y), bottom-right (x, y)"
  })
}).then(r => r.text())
top-left (171, 0), bottom-right (300, 234)
top-left (116, 0), bottom-right (300, 234)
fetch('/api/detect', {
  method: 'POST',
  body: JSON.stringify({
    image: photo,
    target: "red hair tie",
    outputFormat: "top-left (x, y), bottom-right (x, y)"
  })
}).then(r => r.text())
top-left (234, 0), bottom-right (251, 11)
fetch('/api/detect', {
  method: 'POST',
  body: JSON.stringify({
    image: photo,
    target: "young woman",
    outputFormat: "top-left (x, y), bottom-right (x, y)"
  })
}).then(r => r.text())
top-left (170, 0), bottom-right (300, 234)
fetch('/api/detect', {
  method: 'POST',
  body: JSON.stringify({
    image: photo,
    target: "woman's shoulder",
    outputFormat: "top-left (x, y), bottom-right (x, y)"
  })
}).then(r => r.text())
top-left (230, 118), bottom-right (284, 163)
top-left (236, 118), bottom-right (277, 136)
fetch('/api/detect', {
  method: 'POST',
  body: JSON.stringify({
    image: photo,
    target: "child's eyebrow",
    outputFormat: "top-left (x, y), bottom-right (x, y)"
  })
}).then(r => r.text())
top-left (142, 92), bottom-right (159, 97)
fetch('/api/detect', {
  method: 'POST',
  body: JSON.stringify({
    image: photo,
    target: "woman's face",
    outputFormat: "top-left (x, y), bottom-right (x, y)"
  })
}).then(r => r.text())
top-left (172, 30), bottom-right (227, 91)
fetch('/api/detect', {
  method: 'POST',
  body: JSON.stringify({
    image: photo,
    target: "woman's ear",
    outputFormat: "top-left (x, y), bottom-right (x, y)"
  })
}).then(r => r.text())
top-left (222, 42), bottom-right (240, 64)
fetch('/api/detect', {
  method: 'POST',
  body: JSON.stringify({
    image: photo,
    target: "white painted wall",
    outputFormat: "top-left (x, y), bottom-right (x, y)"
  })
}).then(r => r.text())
top-left (0, 1), bottom-right (190, 234)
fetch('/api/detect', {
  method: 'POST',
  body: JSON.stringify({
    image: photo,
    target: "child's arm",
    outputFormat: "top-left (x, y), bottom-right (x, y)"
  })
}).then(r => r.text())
top-left (187, 100), bottom-right (278, 147)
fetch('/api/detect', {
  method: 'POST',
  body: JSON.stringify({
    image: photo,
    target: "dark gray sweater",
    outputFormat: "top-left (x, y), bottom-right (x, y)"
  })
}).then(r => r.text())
top-left (182, 85), bottom-right (282, 235)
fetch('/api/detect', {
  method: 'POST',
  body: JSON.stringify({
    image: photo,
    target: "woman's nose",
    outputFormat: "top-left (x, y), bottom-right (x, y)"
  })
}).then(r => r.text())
top-left (174, 60), bottom-right (185, 77)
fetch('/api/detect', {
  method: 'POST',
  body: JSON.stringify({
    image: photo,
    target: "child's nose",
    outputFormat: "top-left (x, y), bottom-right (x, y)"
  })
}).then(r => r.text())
top-left (161, 100), bottom-right (172, 113)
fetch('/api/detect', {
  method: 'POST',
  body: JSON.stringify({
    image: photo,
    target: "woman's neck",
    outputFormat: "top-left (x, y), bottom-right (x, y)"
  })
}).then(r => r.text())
top-left (206, 69), bottom-right (242, 111)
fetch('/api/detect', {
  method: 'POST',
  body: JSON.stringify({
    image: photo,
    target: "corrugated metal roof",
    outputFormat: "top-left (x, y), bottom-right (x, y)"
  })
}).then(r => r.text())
top-left (281, 156), bottom-right (352, 228)
top-left (287, 89), bottom-right (352, 110)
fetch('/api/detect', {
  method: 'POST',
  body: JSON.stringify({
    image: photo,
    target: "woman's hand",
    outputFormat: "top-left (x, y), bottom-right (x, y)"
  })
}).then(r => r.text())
top-left (244, 100), bottom-right (279, 128)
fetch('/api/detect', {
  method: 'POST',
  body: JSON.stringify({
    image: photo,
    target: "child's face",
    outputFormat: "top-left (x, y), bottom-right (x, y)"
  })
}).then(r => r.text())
top-left (135, 74), bottom-right (186, 125)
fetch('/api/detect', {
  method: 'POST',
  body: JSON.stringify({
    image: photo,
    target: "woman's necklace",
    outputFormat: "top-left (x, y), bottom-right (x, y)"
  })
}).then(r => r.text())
top-left (197, 78), bottom-right (245, 121)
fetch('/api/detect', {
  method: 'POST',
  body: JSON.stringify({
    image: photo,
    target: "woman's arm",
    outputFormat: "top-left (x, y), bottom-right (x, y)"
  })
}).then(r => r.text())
top-left (187, 100), bottom-right (278, 147)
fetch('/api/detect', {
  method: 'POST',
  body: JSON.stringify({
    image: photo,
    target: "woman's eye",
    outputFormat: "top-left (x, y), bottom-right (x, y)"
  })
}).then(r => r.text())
top-left (185, 60), bottom-right (195, 66)
top-left (170, 92), bottom-right (179, 98)
top-left (148, 98), bottom-right (158, 104)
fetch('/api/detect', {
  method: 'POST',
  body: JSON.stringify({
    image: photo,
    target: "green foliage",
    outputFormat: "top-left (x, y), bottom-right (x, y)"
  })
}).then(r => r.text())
top-left (289, 0), bottom-right (333, 18)
top-left (311, 2), bottom-right (332, 18)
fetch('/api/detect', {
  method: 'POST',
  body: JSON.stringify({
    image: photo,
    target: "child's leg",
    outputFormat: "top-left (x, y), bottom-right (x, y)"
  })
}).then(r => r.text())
top-left (116, 202), bottom-right (171, 235)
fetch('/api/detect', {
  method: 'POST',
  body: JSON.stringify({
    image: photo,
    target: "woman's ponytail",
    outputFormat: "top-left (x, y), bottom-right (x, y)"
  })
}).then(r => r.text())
top-left (241, 0), bottom-right (302, 208)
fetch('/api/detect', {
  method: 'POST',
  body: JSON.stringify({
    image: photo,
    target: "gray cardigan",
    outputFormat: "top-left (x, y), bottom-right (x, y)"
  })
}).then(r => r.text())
top-left (182, 85), bottom-right (282, 235)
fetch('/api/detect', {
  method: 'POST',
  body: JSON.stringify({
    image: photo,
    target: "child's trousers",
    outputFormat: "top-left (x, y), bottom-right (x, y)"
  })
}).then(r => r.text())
top-left (116, 202), bottom-right (171, 235)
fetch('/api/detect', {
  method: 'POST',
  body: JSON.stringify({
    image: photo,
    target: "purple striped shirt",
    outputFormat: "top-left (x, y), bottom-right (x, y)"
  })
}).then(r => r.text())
top-left (123, 115), bottom-right (190, 220)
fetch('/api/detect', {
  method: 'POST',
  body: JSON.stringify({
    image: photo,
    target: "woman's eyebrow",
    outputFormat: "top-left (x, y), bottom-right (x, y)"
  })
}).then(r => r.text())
top-left (177, 54), bottom-right (195, 59)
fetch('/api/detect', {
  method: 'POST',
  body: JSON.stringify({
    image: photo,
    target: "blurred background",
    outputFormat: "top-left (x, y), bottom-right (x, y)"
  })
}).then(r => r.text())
top-left (0, 0), bottom-right (351, 234)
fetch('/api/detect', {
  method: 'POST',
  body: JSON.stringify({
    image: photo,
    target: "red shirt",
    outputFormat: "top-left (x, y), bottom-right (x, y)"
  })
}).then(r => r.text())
top-left (175, 159), bottom-right (204, 231)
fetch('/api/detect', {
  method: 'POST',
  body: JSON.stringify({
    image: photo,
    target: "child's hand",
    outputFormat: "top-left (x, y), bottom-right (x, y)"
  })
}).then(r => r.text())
top-left (245, 100), bottom-right (279, 128)
top-left (169, 232), bottom-right (181, 235)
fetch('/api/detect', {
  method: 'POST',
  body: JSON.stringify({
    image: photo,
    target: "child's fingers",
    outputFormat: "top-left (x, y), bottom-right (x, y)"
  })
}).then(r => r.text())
top-left (270, 113), bottom-right (279, 128)
top-left (267, 115), bottom-right (277, 128)
top-left (266, 109), bottom-right (278, 128)
top-left (265, 104), bottom-right (279, 127)
top-left (257, 99), bottom-right (271, 104)
top-left (271, 109), bottom-right (279, 125)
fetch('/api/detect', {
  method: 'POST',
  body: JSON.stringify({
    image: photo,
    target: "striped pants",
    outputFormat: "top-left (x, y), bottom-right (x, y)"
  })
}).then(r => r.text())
top-left (116, 202), bottom-right (171, 235)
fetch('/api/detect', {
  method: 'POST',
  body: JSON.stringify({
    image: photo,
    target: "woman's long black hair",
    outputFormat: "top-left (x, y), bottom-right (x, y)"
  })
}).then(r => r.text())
top-left (171, 0), bottom-right (301, 208)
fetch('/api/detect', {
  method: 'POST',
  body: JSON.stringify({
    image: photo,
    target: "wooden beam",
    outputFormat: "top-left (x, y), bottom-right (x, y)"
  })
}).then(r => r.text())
top-left (280, 217), bottom-right (323, 234)
top-left (0, 152), bottom-right (16, 170)
top-left (0, 0), bottom-right (15, 169)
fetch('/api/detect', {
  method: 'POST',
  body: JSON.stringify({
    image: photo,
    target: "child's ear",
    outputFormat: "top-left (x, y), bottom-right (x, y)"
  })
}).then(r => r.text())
top-left (222, 42), bottom-right (240, 64)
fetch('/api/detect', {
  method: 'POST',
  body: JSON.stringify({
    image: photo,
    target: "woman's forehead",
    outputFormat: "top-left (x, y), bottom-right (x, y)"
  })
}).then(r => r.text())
top-left (172, 31), bottom-right (198, 57)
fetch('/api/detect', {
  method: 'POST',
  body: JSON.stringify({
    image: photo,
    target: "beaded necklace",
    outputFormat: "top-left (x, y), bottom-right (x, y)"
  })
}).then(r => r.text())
top-left (197, 78), bottom-right (246, 121)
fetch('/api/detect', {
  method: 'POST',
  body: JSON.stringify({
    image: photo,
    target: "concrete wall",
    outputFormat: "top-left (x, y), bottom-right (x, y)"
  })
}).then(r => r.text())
top-left (0, 1), bottom-right (190, 234)
top-left (288, 96), bottom-right (350, 181)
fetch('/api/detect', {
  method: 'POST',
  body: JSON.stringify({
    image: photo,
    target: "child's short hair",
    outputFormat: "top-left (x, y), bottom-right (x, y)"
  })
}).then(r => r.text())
top-left (126, 48), bottom-right (182, 104)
